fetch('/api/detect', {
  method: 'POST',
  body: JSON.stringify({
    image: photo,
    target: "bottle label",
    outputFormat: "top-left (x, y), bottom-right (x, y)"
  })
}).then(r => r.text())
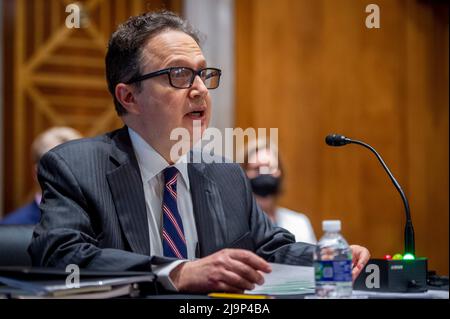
top-left (314, 260), bottom-right (352, 282)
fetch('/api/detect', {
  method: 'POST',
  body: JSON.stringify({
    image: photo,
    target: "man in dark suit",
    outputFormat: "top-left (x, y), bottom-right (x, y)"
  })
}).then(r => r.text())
top-left (29, 11), bottom-right (370, 293)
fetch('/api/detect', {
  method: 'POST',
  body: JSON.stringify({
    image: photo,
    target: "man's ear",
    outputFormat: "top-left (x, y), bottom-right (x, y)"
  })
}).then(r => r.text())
top-left (115, 83), bottom-right (140, 114)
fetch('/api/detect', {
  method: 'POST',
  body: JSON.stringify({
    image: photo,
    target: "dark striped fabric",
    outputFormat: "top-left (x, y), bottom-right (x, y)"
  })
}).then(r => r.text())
top-left (162, 167), bottom-right (187, 259)
top-left (28, 126), bottom-right (315, 272)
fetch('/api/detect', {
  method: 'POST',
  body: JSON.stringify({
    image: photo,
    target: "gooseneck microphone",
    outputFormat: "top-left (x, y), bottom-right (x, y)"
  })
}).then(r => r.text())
top-left (325, 134), bottom-right (415, 256)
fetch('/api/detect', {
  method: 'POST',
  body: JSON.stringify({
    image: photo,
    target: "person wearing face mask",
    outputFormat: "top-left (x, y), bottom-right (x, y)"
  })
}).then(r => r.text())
top-left (28, 11), bottom-right (370, 293)
top-left (243, 139), bottom-right (317, 244)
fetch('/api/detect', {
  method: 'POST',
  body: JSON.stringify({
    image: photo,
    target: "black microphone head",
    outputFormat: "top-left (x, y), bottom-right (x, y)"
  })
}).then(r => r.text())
top-left (325, 134), bottom-right (350, 146)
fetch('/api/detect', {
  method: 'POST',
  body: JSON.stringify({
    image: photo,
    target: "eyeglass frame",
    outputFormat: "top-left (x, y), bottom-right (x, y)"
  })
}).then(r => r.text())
top-left (125, 66), bottom-right (222, 89)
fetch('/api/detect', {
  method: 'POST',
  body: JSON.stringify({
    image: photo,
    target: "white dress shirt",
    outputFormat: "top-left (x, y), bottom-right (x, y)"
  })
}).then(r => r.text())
top-left (275, 207), bottom-right (317, 244)
top-left (128, 128), bottom-right (198, 290)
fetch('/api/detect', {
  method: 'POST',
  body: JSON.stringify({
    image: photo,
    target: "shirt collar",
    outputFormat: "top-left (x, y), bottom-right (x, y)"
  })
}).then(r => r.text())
top-left (128, 127), bottom-right (190, 190)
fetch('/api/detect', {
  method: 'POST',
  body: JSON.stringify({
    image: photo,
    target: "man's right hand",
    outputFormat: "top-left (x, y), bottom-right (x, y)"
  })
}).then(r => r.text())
top-left (169, 249), bottom-right (272, 293)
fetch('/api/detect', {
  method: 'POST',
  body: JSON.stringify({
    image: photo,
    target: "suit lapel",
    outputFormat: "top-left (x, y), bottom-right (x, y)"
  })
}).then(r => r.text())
top-left (188, 163), bottom-right (228, 257)
top-left (106, 127), bottom-right (150, 256)
top-left (104, 128), bottom-right (228, 258)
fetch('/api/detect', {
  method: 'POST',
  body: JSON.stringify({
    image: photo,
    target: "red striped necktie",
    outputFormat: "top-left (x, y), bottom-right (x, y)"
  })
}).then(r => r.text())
top-left (161, 166), bottom-right (187, 259)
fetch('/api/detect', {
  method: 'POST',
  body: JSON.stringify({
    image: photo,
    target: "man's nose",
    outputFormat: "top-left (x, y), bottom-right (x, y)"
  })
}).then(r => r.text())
top-left (189, 75), bottom-right (208, 98)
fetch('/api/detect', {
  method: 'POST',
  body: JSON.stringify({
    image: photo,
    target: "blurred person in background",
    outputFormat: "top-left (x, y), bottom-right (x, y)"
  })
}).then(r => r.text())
top-left (243, 138), bottom-right (317, 244)
top-left (1, 127), bottom-right (82, 224)
top-left (28, 12), bottom-right (369, 292)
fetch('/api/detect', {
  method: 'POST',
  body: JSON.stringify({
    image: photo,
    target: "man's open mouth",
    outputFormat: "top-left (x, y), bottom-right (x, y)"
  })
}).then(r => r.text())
top-left (186, 110), bottom-right (205, 119)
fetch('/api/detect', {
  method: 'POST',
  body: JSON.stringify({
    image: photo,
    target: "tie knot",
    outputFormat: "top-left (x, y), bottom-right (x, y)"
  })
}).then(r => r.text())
top-left (163, 166), bottom-right (178, 183)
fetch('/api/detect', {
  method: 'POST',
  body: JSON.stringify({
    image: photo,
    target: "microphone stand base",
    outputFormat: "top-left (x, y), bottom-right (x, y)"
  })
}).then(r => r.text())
top-left (353, 258), bottom-right (428, 293)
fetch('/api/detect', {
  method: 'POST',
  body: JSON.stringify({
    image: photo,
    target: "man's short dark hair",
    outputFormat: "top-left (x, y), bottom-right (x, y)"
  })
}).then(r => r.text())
top-left (105, 11), bottom-right (201, 116)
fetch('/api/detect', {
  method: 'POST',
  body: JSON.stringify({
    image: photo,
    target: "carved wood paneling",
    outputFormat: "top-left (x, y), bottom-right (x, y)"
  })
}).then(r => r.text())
top-left (3, 0), bottom-right (182, 214)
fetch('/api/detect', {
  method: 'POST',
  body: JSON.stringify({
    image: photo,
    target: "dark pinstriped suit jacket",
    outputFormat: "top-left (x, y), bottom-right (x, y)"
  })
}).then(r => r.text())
top-left (28, 126), bottom-right (314, 271)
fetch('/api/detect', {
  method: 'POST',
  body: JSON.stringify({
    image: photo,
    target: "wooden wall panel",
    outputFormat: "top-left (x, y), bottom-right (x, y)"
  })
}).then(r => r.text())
top-left (236, 0), bottom-right (448, 275)
top-left (2, 0), bottom-right (182, 215)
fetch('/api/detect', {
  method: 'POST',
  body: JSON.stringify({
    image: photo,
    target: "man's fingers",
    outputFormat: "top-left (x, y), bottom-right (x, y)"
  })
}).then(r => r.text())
top-left (352, 250), bottom-right (358, 265)
top-left (220, 270), bottom-right (256, 291)
top-left (351, 245), bottom-right (371, 268)
top-left (228, 249), bottom-right (272, 273)
top-left (176, 249), bottom-right (272, 293)
top-left (350, 245), bottom-right (371, 281)
top-left (352, 263), bottom-right (364, 281)
top-left (225, 258), bottom-right (266, 286)
top-left (356, 247), bottom-right (371, 268)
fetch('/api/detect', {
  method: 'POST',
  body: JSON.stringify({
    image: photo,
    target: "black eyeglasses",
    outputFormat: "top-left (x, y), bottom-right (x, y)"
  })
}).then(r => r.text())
top-left (125, 67), bottom-right (222, 89)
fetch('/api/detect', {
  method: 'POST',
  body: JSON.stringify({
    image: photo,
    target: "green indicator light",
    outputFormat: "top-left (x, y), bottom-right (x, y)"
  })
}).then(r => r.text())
top-left (392, 253), bottom-right (403, 260)
top-left (403, 253), bottom-right (415, 260)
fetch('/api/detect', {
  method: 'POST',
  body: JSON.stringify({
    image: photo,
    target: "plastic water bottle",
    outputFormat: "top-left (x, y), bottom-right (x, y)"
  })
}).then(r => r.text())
top-left (314, 220), bottom-right (353, 298)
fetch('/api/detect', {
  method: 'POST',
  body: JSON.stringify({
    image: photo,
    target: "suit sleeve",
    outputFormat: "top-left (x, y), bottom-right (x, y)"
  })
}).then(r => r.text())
top-left (28, 150), bottom-right (159, 271)
top-left (239, 166), bottom-right (316, 266)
